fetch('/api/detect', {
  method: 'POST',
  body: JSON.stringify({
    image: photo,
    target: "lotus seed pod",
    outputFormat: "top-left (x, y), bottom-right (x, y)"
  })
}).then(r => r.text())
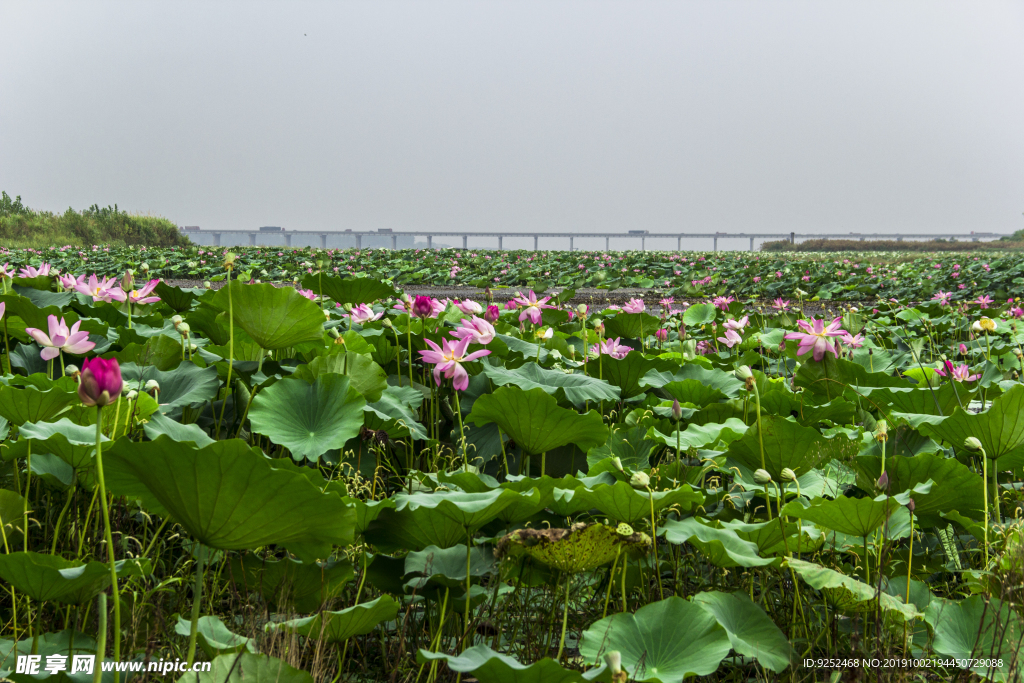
top-left (381, 318), bottom-right (393, 329)
top-left (125, 390), bottom-right (138, 400)
top-left (171, 315), bottom-right (183, 327)
top-left (616, 523), bottom-right (634, 536)
top-left (874, 419), bottom-right (888, 441)
top-left (964, 436), bottom-right (983, 452)
top-left (140, 262), bottom-right (150, 272)
top-left (734, 365), bottom-right (753, 381)
top-left (604, 651), bottom-right (623, 675)
top-left (978, 318), bottom-right (997, 332)
top-left (629, 471), bottom-right (650, 489)
top-left (754, 469), bottom-right (772, 485)
top-left (342, 302), bottom-right (354, 312)
top-left (178, 323), bottom-right (191, 336)
top-left (144, 379), bottom-right (160, 392)
top-left (780, 468), bottom-right (797, 482)
top-left (64, 364), bottom-right (80, 378)
top-left (576, 303), bottom-right (588, 316)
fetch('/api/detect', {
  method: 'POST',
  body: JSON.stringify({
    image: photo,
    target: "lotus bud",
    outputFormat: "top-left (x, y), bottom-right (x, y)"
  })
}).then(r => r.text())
top-left (671, 399), bottom-right (682, 421)
top-left (144, 379), bottom-right (160, 394)
top-left (959, 343), bottom-right (968, 355)
top-left (655, 328), bottom-right (668, 342)
top-left (780, 468), bottom-right (797, 482)
top-left (342, 302), bottom-right (353, 313)
top-left (78, 358), bottom-right (123, 408)
top-left (877, 471), bottom-right (889, 491)
top-left (381, 318), bottom-right (393, 329)
top-left (629, 471), bottom-right (650, 489)
top-left (907, 498), bottom-right (915, 513)
top-left (121, 270), bottom-right (134, 290)
top-left (964, 436), bottom-right (984, 452)
top-left (604, 651), bottom-right (623, 676)
top-left (753, 469), bottom-right (772, 485)
top-left (874, 420), bottom-right (888, 442)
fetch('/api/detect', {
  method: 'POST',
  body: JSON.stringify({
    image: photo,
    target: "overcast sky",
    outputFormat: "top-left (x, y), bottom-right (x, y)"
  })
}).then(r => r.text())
top-left (2, 1), bottom-right (1023, 250)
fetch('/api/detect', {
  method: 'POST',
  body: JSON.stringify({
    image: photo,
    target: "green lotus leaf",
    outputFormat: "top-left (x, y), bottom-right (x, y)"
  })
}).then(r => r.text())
top-left (692, 591), bottom-right (792, 673)
top-left (786, 558), bottom-right (920, 622)
top-left (346, 497), bottom-right (398, 538)
top-left (659, 517), bottom-right (778, 568)
top-left (646, 418), bottom-right (748, 450)
top-left (249, 375), bottom-right (366, 462)
top-left (602, 311), bottom-right (663, 340)
top-left (682, 303), bottom-right (717, 326)
top-left (580, 596), bottom-right (732, 682)
top-left (0, 552), bottom-right (150, 604)
top-left (416, 645), bottom-right (595, 683)
top-left (120, 361), bottom-right (219, 410)
top-left (403, 544), bottom-right (495, 591)
top-left (782, 496), bottom-right (899, 538)
top-left (175, 652), bottom-right (314, 683)
top-left (926, 595), bottom-right (1023, 681)
top-left (104, 436), bottom-right (355, 558)
top-left (587, 480), bottom-right (703, 525)
top-left (495, 523), bottom-right (651, 574)
top-left (917, 384), bottom-right (1024, 463)
top-left (586, 426), bottom-right (654, 471)
top-left (364, 506), bottom-right (468, 553)
top-left (395, 489), bottom-right (525, 530)
top-left (208, 281), bottom-right (325, 350)
top-left (0, 489), bottom-right (26, 547)
top-left (293, 351), bottom-right (389, 403)
top-left (480, 362), bottom-right (620, 407)
top-left (642, 365), bottom-right (744, 399)
top-left (599, 355), bottom-right (680, 399)
top-left (724, 416), bottom-right (833, 481)
top-left (18, 418), bottom-right (108, 468)
top-left (230, 555), bottom-right (354, 613)
top-left (174, 615), bottom-right (256, 659)
top-left (0, 630), bottom-right (99, 682)
top-left (269, 595), bottom-right (400, 643)
top-left (0, 384), bottom-right (79, 425)
top-left (468, 386), bottom-right (607, 456)
top-left (364, 384), bottom-right (428, 439)
top-left (154, 281), bottom-right (199, 312)
top-left (106, 334), bottom-right (184, 371)
top-left (300, 273), bottom-right (396, 305)
top-left (851, 454), bottom-right (984, 526)
top-left (143, 412), bottom-right (215, 447)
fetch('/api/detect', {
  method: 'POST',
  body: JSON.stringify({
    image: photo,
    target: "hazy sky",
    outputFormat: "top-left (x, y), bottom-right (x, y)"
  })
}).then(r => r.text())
top-left (2, 1), bottom-right (1023, 250)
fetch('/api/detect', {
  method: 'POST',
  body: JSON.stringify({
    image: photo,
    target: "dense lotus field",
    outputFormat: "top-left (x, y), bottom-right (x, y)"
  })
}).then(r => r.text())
top-left (3, 243), bottom-right (1024, 302)
top-left (1, 256), bottom-right (1024, 682)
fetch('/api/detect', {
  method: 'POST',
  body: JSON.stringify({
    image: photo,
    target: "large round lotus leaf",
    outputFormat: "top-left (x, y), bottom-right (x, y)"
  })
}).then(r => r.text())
top-left (175, 652), bottom-right (313, 683)
top-left (403, 544), bottom-right (495, 591)
top-left (0, 384), bottom-right (79, 425)
top-left (786, 558), bottom-right (920, 622)
top-left (364, 507), bottom-right (468, 553)
top-left (682, 303), bottom-right (717, 325)
top-left (495, 523), bottom-right (651, 574)
top-left (249, 375), bottom-right (366, 462)
top-left (0, 489), bottom-right (26, 547)
top-left (0, 552), bottom-right (150, 604)
top-left (120, 361), bottom-right (219, 410)
top-left (467, 386), bottom-right (607, 456)
top-left (346, 497), bottom-right (398, 538)
top-left (646, 418), bottom-right (748, 451)
top-left (300, 273), bottom-right (396, 305)
top-left (586, 426), bottom-right (655, 471)
top-left (724, 415), bottom-right (834, 480)
top-left (602, 311), bottom-right (663, 340)
top-left (926, 595), bottom-right (1023, 681)
top-left (104, 436), bottom-right (355, 558)
top-left (641, 365), bottom-right (744, 399)
top-left (659, 518), bottom-right (778, 568)
top-left (782, 496), bottom-right (899, 538)
top-left (270, 596), bottom-right (400, 643)
top-left (0, 630), bottom-right (99, 679)
top-left (173, 615), bottom-right (256, 659)
top-left (143, 412), bottom-right (215, 448)
top-left (580, 596), bottom-right (733, 682)
top-left (851, 454), bottom-right (984, 526)
top-left (416, 645), bottom-right (595, 683)
top-left (18, 418), bottom-right (108, 468)
top-left (208, 281), bottom-right (325, 350)
top-left (480, 362), bottom-right (620, 407)
top-left (918, 384), bottom-right (1024, 463)
top-left (598, 355), bottom-right (680, 399)
top-left (229, 555), bottom-right (354, 613)
top-left (587, 480), bottom-right (704, 526)
top-left (692, 591), bottom-right (792, 673)
top-left (395, 489), bottom-right (525, 530)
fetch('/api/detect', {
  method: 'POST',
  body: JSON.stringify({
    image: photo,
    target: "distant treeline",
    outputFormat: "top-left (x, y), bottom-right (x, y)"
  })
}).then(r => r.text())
top-left (0, 191), bottom-right (189, 248)
top-left (761, 234), bottom-right (1023, 253)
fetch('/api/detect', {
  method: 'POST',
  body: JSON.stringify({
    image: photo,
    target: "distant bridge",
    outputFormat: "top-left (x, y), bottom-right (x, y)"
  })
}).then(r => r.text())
top-left (177, 228), bottom-right (1007, 252)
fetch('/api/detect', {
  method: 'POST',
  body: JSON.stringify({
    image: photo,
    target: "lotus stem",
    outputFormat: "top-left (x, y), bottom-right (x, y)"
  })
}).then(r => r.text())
top-left (23, 442), bottom-right (31, 553)
top-left (93, 406), bottom-right (122, 679)
top-left (217, 274), bottom-right (235, 436)
top-left (863, 534), bottom-right (869, 585)
top-left (982, 450), bottom-right (989, 566)
top-left (453, 389), bottom-right (467, 470)
top-left (649, 488), bottom-right (663, 600)
top-left (556, 574), bottom-right (571, 661)
top-left (752, 382), bottom-right (771, 521)
top-left (603, 546), bottom-right (621, 619)
top-left (93, 592), bottom-right (106, 683)
top-left (991, 457), bottom-right (1001, 527)
top-left (186, 544), bottom-right (207, 668)
top-left (3, 317), bottom-right (11, 375)
top-left (464, 529), bottom-right (473, 650)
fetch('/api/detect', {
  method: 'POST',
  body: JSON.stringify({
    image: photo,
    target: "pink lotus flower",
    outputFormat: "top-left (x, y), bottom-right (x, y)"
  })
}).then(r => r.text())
top-left (78, 357), bottom-right (123, 407)
top-left (0, 302), bottom-right (4, 321)
top-left (418, 336), bottom-right (491, 391)
top-left (25, 315), bottom-right (96, 360)
top-left (622, 298), bottom-right (646, 314)
top-left (784, 317), bottom-right (848, 362)
top-left (512, 290), bottom-right (554, 325)
top-left (455, 299), bottom-right (483, 315)
top-left (73, 274), bottom-right (120, 302)
top-left (655, 328), bottom-right (668, 342)
top-left (659, 297), bottom-right (674, 309)
top-left (712, 296), bottom-right (734, 312)
top-left (771, 298), bottom-right (790, 311)
top-left (348, 304), bottom-right (383, 324)
top-left (410, 295), bottom-right (444, 319)
top-left (483, 305), bottom-right (500, 323)
top-left (0, 263), bottom-right (12, 279)
top-left (932, 291), bottom-right (953, 306)
top-left (1010, 307), bottom-right (1024, 319)
top-left (58, 273), bottom-right (84, 290)
top-left (107, 279), bottom-right (161, 305)
top-left (294, 288), bottom-right (317, 301)
top-left (453, 316), bottom-right (496, 345)
top-left (723, 316), bottom-right (749, 332)
top-left (717, 329), bottom-right (742, 348)
top-left (934, 360), bottom-right (979, 383)
top-left (590, 337), bottom-right (632, 359)
top-left (841, 333), bottom-right (864, 349)
top-left (975, 295), bottom-right (993, 309)
top-left (19, 263), bottom-right (51, 278)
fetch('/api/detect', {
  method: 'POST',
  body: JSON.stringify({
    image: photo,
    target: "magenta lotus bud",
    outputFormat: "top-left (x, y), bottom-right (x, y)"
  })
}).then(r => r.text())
top-left (484, 305), bottom-right (500, 323)
top-left (877, 470), bottom-right (889, 491)
top-left (411, 295), bottom-right (434, 319)
top-left (655, 328), bottom-right (668, 342)
top-left (504, 300), bottom-right (518, 310)
top-left (907, 498), bottom-right (915, 513)
top-left (671, 399), bottom-right (682, 421)
top-left (78, 357), bottom-right (123, 408)
top-left (959, 343), bottom-right (968, 355)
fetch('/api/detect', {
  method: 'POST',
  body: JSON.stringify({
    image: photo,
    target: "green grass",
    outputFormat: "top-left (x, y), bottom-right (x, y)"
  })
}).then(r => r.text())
top-left (0, 191), bottom-right (189, 248)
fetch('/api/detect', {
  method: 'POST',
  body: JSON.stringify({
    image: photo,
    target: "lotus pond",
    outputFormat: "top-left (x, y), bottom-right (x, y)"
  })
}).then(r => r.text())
top-left (0, 258), bottom-right (1023, 681)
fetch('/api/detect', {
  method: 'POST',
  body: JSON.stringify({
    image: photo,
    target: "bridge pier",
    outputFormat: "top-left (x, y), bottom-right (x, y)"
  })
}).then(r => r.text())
top-left (713, 236), bottom-right (718, 252)
top-left (427, 235), bottom-right (432, 248)
top-left (320, 234), bottom-right (327, 249)
top-left (749, 237), bottom-right (754, 251)
top-left (214, 232), bottom-right (221, 247)
top-left (790, 232), bottom-right (795, 244)
top-left (569, 236), bottom-right (574, 252)
top-left (249, 233), bottom-right (256, 246)
top-left (677, 236), bottom-right (682, 251)
top-left (605, 236), bottom-right (610, 251)
top-left (462, 235), bottom-right (468, 249)
top-left (356, 234), bottom-right (362, 249)
top-left (285, 232), bottom-right (293, 247)
top-left (391, 235), bottom-right (397, 250)
top-left (641, 236), bottom-right (645, 251)
top-left (497, 235), bottom-right (502, 250)
top-left (533, 235), bottom-right (538, 251)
